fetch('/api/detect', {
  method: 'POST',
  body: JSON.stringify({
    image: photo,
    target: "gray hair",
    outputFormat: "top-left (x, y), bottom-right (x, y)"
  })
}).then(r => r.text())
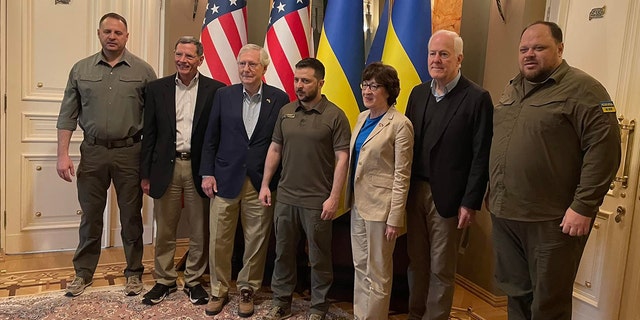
top-left (175, 36), bottom-right (203, 56)
top-left (238, 44), bottom-right (271, 67)
top-left (429, 29), bottom-right (464, 56)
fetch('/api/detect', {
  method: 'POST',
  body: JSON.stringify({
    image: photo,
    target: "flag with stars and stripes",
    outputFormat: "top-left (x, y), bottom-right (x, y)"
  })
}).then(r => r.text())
top-left (264, 0), bottom-right (312, 101)
top-left (200, 0), bottom-right (248, 85)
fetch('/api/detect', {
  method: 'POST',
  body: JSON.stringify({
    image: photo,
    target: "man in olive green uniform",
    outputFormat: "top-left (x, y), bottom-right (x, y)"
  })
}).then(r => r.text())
top-left (488, 21), bottom-right (620, 320)
top-left (259, 58), bottom-right (351, 320)
top-left (56, 12), bottom-right (157, 297)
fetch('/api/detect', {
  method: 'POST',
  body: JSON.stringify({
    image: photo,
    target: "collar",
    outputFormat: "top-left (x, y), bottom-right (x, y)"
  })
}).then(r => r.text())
top-left (510, 59), bottom-right (569, 86)
top-left (431, 70), bottom-right (462, 98)
top-left (94, 49), bottom-right (132, 67)
top-left (243, 83), bottom-right (263, 99)
top-left (296, 94), bottom-right (328, 113)
top-left (175, 72), bottom-right (200, 88)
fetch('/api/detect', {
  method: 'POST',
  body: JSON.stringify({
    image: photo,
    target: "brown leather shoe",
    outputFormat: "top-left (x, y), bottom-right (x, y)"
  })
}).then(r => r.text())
top-left (238, 288), bottom-right (255, 318)
top-left (205, 295), bottom-right (228, 316)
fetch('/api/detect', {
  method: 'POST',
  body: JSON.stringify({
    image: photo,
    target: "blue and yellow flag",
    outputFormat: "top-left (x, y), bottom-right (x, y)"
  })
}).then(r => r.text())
top-left (316, 0), bottom-right (364, 128)
top-left (377, 0), bottom-right (431, 113)
top-left (365, 0), bottom-right (389, 65)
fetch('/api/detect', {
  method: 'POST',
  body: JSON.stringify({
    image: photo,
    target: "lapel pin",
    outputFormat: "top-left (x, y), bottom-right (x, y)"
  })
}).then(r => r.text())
top-left (266, 98), bottom-right (271, 103)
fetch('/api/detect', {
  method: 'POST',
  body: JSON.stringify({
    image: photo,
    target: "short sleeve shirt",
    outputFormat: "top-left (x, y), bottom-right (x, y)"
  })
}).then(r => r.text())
top-left (272, 95), bottom-right (351, 209)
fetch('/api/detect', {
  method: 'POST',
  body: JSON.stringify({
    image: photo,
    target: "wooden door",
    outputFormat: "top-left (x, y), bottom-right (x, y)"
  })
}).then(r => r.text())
top-left (547, 0), bottom-right (640, 319)
top-left (2, 0), bottom-right (161, 253)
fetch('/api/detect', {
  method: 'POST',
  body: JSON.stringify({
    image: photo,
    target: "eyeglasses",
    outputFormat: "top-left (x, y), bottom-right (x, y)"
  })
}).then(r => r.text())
top-left (237, 61), bottom-right (261, 70)
top-left (360, 82), bottom-right (383, 91)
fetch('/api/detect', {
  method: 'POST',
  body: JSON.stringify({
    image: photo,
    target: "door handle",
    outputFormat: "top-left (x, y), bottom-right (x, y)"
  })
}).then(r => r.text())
top-left (614, 117), bottom-right (634, 188)
top-left (615, 206), bottom-right (626, 223)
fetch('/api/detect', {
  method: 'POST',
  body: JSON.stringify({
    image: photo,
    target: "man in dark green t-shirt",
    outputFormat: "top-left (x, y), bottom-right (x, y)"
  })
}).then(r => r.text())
top-left (259, 58), bottom-right (351, 320)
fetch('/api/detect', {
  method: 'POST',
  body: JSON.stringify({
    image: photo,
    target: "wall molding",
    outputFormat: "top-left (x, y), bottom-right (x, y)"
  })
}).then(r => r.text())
top-left (456, 274), bottom-right (507, 308)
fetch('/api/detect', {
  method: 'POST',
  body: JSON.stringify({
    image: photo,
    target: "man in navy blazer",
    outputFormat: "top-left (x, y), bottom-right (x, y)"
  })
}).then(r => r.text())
top-left (140, 37), bottom-right (225, 306)
top-left (200, 44), bottom-right (289, 318)
top-left (404, 30), bottom-right (493, 320)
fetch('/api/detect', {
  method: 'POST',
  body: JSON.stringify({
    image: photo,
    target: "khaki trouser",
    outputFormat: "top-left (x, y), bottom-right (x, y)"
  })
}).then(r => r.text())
top-left (351, 205), bottom-right (396, 320)
top-left (209, 177), bottom-right (274, 297)
top-left (153, 158), bottom-right (209, 287)
top-left (406, 180), bottom-right (461, 320)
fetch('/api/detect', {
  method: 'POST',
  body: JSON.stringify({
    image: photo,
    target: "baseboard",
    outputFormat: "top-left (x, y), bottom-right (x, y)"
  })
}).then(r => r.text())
top-left (456, 274), bottom-right (507, 307)
top-left (175, 238), bottom-right (190, 246)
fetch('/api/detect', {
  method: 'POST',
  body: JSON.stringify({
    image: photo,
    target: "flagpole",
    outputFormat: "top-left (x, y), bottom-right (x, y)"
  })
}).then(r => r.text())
top-left (309, 0), bottom-right (314, 56)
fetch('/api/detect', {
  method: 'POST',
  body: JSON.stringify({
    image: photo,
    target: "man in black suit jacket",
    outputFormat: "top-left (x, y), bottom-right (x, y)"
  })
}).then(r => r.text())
top-left (139, 36), bottom-right (225, 306)
top-left (200, 44), bottom-right (289, 318)
top-left (404, 30), bottom-right (493, 320)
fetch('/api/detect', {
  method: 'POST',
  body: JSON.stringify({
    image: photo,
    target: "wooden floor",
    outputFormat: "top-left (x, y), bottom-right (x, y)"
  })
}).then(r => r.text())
top-left (0, 244), bottom-right (507, 320)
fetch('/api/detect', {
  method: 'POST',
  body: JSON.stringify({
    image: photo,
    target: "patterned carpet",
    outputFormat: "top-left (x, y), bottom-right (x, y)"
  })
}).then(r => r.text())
top-left (0, 259), bottom-right (486, 319)
top-left (0, 286), bottom-right (352, 320)
top-left (0, 259), bottom-right (352, 319)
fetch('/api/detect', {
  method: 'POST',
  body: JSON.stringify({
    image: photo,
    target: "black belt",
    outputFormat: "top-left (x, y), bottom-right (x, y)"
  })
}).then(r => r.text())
top-left (176, 152), bottom-right (191, 160)
top-left (85, 133), bottom-right (142, 149)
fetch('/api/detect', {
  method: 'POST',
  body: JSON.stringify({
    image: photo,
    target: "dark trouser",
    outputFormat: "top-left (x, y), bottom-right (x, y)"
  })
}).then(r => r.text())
top-left (491, 214), bottom-right (590, 320)
top-left (73, 140), bottom-right (144, 282)
top-left (271, 203), bottom-right (333, 316)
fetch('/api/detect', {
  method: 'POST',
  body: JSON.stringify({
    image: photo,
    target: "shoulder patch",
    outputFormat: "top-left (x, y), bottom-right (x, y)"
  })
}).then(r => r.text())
top-left (600, 101), bottom-right (616, 113)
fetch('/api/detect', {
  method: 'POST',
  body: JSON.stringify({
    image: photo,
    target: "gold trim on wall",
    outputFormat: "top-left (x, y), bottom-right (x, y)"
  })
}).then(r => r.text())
top-left (433, 0), bottom-right (463, 33)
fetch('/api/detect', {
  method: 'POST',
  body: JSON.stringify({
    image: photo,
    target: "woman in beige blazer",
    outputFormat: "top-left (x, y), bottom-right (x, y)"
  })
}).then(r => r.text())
top-left (347, 62), bottom-right (414, 319)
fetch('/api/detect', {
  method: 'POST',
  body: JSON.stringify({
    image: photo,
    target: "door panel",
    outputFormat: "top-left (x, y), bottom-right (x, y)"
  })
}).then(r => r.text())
top-left (4, 0), bottom-right (160, 253)
top-left (573, 213), bottom-right (607, 306)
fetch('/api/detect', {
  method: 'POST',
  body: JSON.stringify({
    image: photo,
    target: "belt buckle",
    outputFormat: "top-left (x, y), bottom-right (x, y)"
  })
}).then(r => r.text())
top-left (177, 152), bottom-right (190, 160)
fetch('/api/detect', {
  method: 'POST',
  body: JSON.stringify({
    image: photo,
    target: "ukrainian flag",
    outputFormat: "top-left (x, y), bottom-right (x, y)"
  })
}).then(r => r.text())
top-left (316, 0), bottom-right (364, 128)
top-left (365, 0), bottom-right (389, 65)
top-left (379, 0), bottom-right (431, 113)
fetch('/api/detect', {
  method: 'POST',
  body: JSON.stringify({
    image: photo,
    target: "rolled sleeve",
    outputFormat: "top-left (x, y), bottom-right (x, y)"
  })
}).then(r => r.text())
top-left (57, 67), bottom-right (81, 131)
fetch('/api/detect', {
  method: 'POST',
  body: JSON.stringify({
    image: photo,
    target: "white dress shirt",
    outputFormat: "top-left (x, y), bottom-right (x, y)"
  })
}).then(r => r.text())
top-left (175, 74), bottom-right (199, 152)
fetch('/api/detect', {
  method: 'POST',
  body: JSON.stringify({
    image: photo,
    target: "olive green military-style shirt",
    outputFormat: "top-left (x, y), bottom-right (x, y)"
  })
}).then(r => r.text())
top-left (272, 95), bottom-right (351, 210)
top-left (489, 60), bottom-right (621, 221)
top-left (57, 49), bottom-right (157, 140)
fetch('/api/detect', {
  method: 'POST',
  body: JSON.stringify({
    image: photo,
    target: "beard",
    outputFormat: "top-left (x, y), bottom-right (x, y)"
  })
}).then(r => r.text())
top-left (520, 59), bottom-right (561, 83)
top-left (297, 86), bottom-right (319, 102)
top-left (521, 68), bottom-right (554, 83)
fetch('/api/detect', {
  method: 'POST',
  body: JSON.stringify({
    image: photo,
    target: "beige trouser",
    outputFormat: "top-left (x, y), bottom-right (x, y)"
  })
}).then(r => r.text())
top-left (351, 205), bottom-right (396, 320)
top-left (406, 180), bottom-right (461, 320)
top-left (153, 158), bottom-right (209, 287)
top-left (209, 177), bottom-right (274, 297)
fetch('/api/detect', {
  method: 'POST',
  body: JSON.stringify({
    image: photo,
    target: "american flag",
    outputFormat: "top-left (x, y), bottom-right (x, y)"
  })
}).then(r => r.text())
top-left (200, 0), bottom-right (248, 85)
top-left (264, 0), bottom-right (312, 101)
